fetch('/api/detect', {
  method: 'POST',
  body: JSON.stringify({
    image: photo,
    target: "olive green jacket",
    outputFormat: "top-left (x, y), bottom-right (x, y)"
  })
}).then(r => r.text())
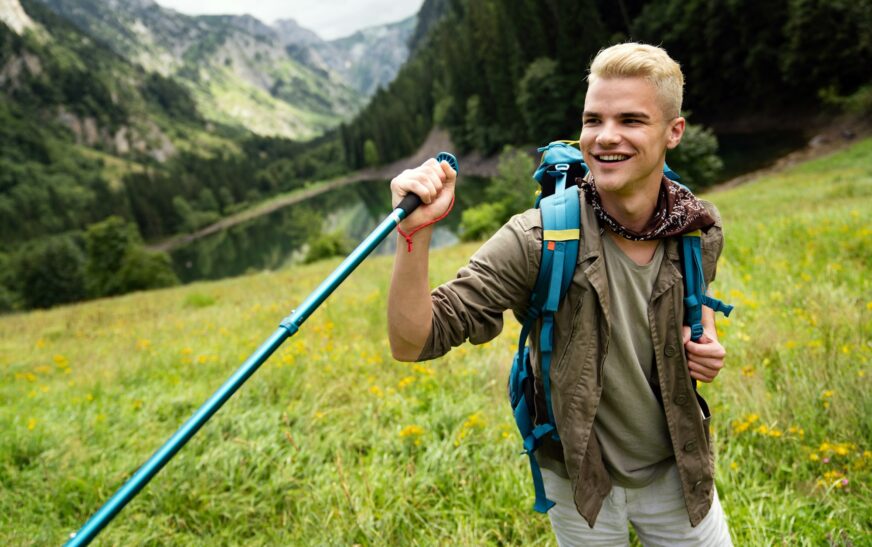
top-left (418, 191), bottom-right (724, 527)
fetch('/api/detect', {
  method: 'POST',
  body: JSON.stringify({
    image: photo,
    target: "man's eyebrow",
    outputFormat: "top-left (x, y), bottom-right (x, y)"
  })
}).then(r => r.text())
top-left (581, 111), bottom-right (653, 119)
top-left (620, 111), bottom-right (652, 119)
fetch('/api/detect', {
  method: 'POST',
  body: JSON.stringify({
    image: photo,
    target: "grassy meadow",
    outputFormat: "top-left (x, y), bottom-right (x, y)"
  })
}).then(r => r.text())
top-left (2, 138), bottom-right (871, 545)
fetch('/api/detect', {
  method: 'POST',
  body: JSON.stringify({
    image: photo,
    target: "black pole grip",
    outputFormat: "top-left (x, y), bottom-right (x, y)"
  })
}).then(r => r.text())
top-left (397, 192), bottom-right (423, 216)
top-left (395, 152), bottom-right (458, 218)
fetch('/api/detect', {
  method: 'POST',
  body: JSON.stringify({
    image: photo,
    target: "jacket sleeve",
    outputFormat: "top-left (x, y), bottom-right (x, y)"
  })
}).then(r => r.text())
top-left (416, 210), bottom-right (540, 361)
top-left (700, 200), bottom-right (724, 286)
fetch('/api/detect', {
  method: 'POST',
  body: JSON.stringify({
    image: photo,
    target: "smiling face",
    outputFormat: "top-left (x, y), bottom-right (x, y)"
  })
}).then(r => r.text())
top-left (580, 77), bottom-right (685, 198)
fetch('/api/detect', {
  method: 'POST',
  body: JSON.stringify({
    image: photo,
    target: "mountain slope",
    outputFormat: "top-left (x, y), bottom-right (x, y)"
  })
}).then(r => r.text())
top-left (32, 0), bottom-right (420, 139)
top-left (35, 0), bottom-right (365, 138)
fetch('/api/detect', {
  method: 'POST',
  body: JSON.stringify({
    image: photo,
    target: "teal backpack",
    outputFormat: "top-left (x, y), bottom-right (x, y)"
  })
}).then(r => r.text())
top-left (508, 141), bottom-right (734, 512)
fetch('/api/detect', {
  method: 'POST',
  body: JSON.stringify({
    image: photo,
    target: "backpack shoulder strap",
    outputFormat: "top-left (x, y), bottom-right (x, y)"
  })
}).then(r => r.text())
top-left (528, 165), bottom-right (580, 435)
top-left (680, 231), bottom-right (733, 341)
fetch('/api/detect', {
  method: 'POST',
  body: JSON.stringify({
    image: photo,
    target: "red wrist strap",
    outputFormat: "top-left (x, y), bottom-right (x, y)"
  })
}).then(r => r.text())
top-left (397, 194), bottom-right (455, 252)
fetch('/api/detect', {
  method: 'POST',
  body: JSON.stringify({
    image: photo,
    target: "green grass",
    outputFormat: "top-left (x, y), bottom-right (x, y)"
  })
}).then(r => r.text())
top-left (2, 138), bottom-right (870, 545)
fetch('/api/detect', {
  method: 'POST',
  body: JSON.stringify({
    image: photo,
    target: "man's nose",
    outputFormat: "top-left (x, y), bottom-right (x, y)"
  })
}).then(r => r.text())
top-left (596, 122), bottom-right (621, 146)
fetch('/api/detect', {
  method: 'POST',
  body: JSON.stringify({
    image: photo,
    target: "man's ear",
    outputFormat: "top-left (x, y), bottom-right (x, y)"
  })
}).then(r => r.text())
top-left (666, 116), bottom-right (686, 150)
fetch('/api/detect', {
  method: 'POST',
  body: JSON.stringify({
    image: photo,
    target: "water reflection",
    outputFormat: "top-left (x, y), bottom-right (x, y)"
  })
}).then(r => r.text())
top-left (170, 177), bottom-right (491, 283)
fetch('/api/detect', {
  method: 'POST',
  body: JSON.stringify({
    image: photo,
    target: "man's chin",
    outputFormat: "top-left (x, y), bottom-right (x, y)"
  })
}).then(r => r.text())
top-left (590, 173), bottom-right (627, 192)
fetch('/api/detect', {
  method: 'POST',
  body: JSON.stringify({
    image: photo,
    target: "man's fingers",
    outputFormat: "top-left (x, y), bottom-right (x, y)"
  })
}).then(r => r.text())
top-left (688, 359), bottom-right (720, 381)
top-left (439, 160), bottom-right (457, 185)
top-left (685, 340), bottom-right (726, 359)
top-left (690, 369), bottom-right (715, 383)
top-left (686, 351), bottom-right (724, 368)
top-left (682, 325), bottom-right (691, 345)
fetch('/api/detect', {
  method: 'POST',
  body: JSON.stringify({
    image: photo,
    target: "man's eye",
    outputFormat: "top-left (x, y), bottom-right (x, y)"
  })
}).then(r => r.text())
top-left (582, 119), bottom-right (599, 125)
top-left (624, 119), bottom-right (642, 125)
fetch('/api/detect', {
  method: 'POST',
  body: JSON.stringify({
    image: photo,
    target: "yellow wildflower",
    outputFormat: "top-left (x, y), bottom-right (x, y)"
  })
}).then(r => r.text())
top-left (398, 376), bottom-right (415, 389)
top-left (413, 364), bottom-right (434, 376)
top-left (27, 418), bottom-right (37, 430)
top-left (136, 339), bottom-right (151, 350)
top-left (732, 421), bottom-right (750, 434)
top-left (369, 385), bottom-right (384, 398)
top-left (463, 412), bottom-right (486, 429)
top-left (741, 365), bottom-right (755, 377)
top-left (399, 425), bottom-right (424, 439)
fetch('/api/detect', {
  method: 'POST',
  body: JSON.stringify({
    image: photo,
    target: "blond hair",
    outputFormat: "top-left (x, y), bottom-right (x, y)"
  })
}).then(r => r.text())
top-left (587, 42), bottom-right (684, 118)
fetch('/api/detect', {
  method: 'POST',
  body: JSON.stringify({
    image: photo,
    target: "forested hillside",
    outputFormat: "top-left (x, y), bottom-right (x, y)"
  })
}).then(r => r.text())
top-left (338, 0), bottom-right (872, 171)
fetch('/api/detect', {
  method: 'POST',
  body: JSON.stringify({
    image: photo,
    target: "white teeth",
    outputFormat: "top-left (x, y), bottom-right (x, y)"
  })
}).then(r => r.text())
top-left (598, 154), bottom-right (628, 161)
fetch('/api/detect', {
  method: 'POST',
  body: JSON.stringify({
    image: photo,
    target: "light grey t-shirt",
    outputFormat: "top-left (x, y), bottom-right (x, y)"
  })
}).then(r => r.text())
top-left (594, 232), bottom-right (674, 488)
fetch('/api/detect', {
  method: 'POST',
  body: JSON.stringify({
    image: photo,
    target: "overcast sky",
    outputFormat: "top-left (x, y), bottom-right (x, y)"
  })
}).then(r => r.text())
top-left (152, 0), bottom-right (425, 40)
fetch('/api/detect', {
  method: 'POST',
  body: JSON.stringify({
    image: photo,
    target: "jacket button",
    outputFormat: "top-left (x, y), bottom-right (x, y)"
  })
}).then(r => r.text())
top-left (665, 344), bottom-right (678, 357)
top-left (674, 394), bottom-right (688, 406)
top-left (684, 440), bottom-right (697, 452)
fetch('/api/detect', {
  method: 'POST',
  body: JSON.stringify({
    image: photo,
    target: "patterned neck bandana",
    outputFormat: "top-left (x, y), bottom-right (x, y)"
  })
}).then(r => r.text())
top-left (578, 176), bottom-right (716, 241)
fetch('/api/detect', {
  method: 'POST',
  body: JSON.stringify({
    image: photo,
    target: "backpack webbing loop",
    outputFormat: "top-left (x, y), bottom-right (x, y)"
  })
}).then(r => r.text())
top-left (680, 232), bottom-right (733, 342)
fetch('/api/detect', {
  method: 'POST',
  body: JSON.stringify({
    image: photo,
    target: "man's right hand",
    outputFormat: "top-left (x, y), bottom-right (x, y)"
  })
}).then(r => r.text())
top-left (390, 158), bottom-right (457, 231)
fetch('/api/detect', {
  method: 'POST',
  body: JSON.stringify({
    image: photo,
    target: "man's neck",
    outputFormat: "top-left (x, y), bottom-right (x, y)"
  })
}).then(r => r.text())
top-left (597, 177), bottom-right (662, 233)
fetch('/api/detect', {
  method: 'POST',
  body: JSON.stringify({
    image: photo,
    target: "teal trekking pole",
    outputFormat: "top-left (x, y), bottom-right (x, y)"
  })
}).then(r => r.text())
top-left (65, 153), bottom-right (459, 546)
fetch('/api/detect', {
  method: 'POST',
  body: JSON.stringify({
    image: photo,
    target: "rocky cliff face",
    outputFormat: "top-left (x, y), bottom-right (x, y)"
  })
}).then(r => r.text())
top-left (277, 16), bottom-right (415, 97)
top-left (0, 0), bottom-right (36, 34)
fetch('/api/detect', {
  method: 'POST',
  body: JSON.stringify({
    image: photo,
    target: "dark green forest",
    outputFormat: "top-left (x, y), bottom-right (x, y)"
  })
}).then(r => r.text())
top-left (340, 0), bottom-right (871, 168)
top-left (2, 0), bottom-right (871, 311)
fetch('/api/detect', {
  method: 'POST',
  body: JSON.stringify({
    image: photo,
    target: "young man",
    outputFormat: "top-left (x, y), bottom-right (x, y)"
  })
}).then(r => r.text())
top-left (387, 43), bottom-right (732, 545)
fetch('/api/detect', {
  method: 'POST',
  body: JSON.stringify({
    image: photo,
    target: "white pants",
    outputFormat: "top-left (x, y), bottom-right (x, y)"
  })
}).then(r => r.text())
top-left (542, 465), bottom-right (733, 546)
